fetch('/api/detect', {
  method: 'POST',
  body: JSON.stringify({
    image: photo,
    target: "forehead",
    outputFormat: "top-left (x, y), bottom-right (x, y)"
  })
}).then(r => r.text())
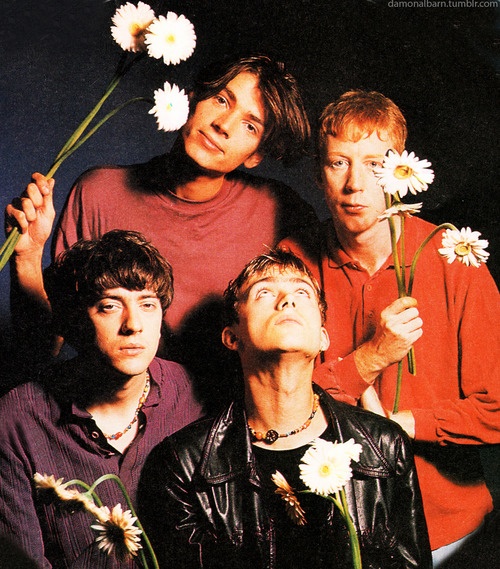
top-left (241, 267), bottom-right (317, 296)
top-left (325, 131), bottom-right (393, 156)
top-left (94, 287), bottom-right (159, 300)
top-left (225, 72), bottom-right (266, 118)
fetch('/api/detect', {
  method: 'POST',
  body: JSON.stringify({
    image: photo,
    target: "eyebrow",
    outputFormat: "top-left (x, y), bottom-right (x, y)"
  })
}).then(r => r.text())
top-left (97, 291), bottom-right (159, 301)
top-left (222, 86), bottom-right (265, 128)
top-left (242, 275), bottom-right (316, 299)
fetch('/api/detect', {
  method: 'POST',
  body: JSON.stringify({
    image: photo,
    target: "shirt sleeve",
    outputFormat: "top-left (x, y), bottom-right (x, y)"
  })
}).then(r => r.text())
top-left (0, 423), bottom-right (51, 568)
top-left (412, 264), bottom-right (500, 444)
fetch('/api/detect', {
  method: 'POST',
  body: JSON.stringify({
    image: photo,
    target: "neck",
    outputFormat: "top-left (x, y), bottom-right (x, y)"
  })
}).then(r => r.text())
top-left (336, 218), bottom-right (400, 276)
top-left (243, 356), bottom-right (327, 449)
top-left (167, 138), bottom-right (226, 201)
top-left (85, 370), bottom-right (148, 412)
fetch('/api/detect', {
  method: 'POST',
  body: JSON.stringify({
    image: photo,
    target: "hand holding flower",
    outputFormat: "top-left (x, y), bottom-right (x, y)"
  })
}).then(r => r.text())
top-left (375, 149), bottom-right (489, 413)
top-left (1, 1), bottom-right (196, 271)
top-left (353, 296), bottom-right (422, 384)
top-left (4, 173), bottom-right (55, 261)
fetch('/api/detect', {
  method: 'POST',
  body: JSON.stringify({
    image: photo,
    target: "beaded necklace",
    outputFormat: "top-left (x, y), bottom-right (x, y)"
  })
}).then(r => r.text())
top-left (248, 393), bottom-right (320, 445)
top-left (103, 373), bottom-right (150, 441)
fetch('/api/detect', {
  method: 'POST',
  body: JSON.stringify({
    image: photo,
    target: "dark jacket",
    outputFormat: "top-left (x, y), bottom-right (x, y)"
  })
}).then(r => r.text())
top-left (139, 386), bottom-right (431, 568)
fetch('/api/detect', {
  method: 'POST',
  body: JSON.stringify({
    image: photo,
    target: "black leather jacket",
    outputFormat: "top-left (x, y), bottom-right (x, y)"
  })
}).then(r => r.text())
top-left (140, 386), bottom-right (431, 568)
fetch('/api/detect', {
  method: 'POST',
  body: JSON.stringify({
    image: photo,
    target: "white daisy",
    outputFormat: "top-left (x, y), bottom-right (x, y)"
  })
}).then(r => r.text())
top-left (299, 438), bottom-right (362, 497)
top-left (149, 81), bottom-right (190, 131)
top-left (91, 504), bottom-right (142, 561)
top-left (145, 12), bottom-right (196, 65)
top-left (378, 202), bottom-right (423, 220)
top-left (375, 150), bottom-right (435, 198)
top-left (438, 227), bottom-right (489, 267)
top-left (111, 2), bottom-right (156, 53)
top-left (271, 471), bottom-right (307, 526)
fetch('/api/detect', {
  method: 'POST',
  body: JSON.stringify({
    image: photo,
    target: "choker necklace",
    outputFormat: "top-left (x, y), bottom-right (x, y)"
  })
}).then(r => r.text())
top-left (248, 393), bottom-right (320, 445)
top-left (103, 373), bottom-right (150, 441)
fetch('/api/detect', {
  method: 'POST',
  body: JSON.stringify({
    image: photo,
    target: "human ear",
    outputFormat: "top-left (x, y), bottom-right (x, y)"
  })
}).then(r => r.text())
top-left (319, 328), bottom-right (330, 352)
top-left (243, 151), bottom-right (264, 169)
top-left (222, 327), bottom-right (239, 351)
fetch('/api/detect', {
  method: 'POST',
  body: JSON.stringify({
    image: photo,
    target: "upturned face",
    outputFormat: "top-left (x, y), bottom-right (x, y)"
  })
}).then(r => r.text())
top-left (86, 287), bottom-right (162, 380)
top-left (223, 268), bottom-right (329, 360)
top-left (320, 131), bottom-right (395, 240)
top-left (182, 71), bottom-right (265, 176)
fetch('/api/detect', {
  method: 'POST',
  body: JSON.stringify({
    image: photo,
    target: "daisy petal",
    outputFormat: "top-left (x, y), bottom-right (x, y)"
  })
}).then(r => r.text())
top-left (145, 12), bottom-right (196, 65)
top-left (111, 2), bottom-right (156, 53)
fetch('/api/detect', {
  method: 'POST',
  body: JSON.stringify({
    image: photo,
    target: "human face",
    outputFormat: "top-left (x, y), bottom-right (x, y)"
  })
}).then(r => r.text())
top-left (320, 131), bottom-right (394, 239)
top-left (86, 288), bottom-right (162, 380)
top-left (223, 268), bottom-right (329, 359)
top-left (182, 71), bottom-right (265, 175)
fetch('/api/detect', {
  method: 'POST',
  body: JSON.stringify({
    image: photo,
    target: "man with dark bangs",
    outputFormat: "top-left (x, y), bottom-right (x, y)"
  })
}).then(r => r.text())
top-left (5, 54), bottom-right (317, 412)
top-left (0, 230), bottom-right (203, 568)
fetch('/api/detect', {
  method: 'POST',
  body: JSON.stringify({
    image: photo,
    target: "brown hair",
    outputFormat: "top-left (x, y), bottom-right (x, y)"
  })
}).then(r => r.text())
top-left (223, 248), bottom-right (327, 326)
top-left (45, 230), bottom-right (173, 348)
top-left (190, 54), bottom-right (310, 164)
top-left (318, 90), bottom-right (407, 161)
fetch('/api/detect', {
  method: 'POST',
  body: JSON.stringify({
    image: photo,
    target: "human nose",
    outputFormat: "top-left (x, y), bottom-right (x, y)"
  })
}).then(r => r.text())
top-left (345, 162), bottom-right (365, 193)
top-left (277, 292), bottom-right (296, 310)
top-left (120, 306), bottom-right (143, 335)
top-left (211, 110), bottom-right (234, 138)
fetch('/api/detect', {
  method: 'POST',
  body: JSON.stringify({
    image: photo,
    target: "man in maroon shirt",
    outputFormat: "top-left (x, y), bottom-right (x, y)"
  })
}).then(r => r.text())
top-left (0, 230), bottom-right (203, 568)
top-left (5, 54), bottom-right (316, 412)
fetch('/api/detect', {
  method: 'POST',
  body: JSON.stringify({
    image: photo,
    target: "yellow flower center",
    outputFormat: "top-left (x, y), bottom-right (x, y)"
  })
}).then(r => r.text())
top-left (394, 165), bottom-right (414, 180)
top-left (454, 243), bottom-right (471, 257)
top-left (319, 463), bottom-right (332, 477)
top-left (129, 23), bottom-right (145, 37)
top-left (166, 34), bottom-right (176, 44)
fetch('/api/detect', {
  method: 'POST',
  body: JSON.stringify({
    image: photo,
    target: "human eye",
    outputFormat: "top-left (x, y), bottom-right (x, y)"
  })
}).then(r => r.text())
top-left (244, 122), bottom-right (258, 135)
top-left (140, 298), bottom-right (161, 311)
top-left (367, 160), bottom-right (383, 171)
top-left (254, 287), bottom-right (274, 299)
top-left (96, 300), bottom-right (121, 314)
top-left (213, 94), bottom-right (228, 107)
top-left (296, 287), bottom-right (311, 296)
top-left (328, 158), bottom-right (348, 171)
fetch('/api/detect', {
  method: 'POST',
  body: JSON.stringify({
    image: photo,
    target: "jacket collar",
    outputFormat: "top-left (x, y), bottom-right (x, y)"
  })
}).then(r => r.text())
top-left (198, 385), bottom-right (395, 485)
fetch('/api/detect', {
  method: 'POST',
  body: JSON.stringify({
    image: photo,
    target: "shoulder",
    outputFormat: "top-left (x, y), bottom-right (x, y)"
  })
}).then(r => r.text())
top-left (148, 414), bottom-right (216, 471)
top-left (0, 382), bottom-right (54, 432)
top-left (69, 155), bottom-right (164, 196)
top-left (227, 170), bottom-right (311, 205)
top-left (150, 357), bottom-right (190, 381)
top-left (319, 389), bottom-right (413, 476)
top-left (407, 217), bottom-right (497, 291)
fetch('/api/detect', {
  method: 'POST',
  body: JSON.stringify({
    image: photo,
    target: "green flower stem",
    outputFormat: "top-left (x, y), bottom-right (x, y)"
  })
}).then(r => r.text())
top-left (63, 479), bottom-right (104, 507)
top-left (53, 52), bottom-right (134, 163)
top-left (0, 230), bottom-right (20, 272)
top-left (385, 194), bottom-right (405, 297)
top-left (47, 97), bottom-right (152, 177)
top-left (392, 360), bottom-right (404, 414)
top-left (89, 474), bottom-right (159, 569)
top-left (317, 490), bottom-right (362, 569)
top-left (408, 222), bottom-right (457, 296)
top-left (0, 53), bottom-right (146, 273)
top-left (399, 214), bottom-right (416, 376)
top-left (339, 488), bottom-right (362, 569)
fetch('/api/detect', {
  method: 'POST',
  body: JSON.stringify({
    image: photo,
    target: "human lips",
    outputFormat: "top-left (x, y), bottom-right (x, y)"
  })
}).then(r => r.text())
top-left (341, 202), bottom-right (367, 214)
top-left (119, 344), bottom-right (146, 356)
top-left (274, 314), bottom-right (302, 326)
top-left (199, 130), bottom-right (224, 153)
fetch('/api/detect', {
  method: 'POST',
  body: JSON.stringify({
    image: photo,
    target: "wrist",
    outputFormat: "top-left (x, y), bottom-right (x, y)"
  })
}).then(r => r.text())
top-left (354, 342), bottom-right (387, 384)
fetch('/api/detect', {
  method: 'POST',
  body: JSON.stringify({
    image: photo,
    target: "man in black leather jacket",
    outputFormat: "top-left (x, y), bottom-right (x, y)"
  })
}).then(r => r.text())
top-left (139, 249), bottom-right (431, 568)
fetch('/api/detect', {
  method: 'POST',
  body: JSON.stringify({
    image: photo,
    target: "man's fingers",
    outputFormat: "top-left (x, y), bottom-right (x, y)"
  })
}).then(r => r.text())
top-left (31, 173), bottom-right (54, 195)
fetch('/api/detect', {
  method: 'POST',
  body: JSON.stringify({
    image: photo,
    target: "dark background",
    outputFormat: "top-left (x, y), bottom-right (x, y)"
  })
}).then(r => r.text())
top-left (1, 0), bottom-right (498, 499)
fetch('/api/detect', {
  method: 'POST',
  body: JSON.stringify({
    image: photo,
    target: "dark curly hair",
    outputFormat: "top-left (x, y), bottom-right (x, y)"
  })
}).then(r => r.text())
top-left (44, 230), bottom-right (173, 349)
